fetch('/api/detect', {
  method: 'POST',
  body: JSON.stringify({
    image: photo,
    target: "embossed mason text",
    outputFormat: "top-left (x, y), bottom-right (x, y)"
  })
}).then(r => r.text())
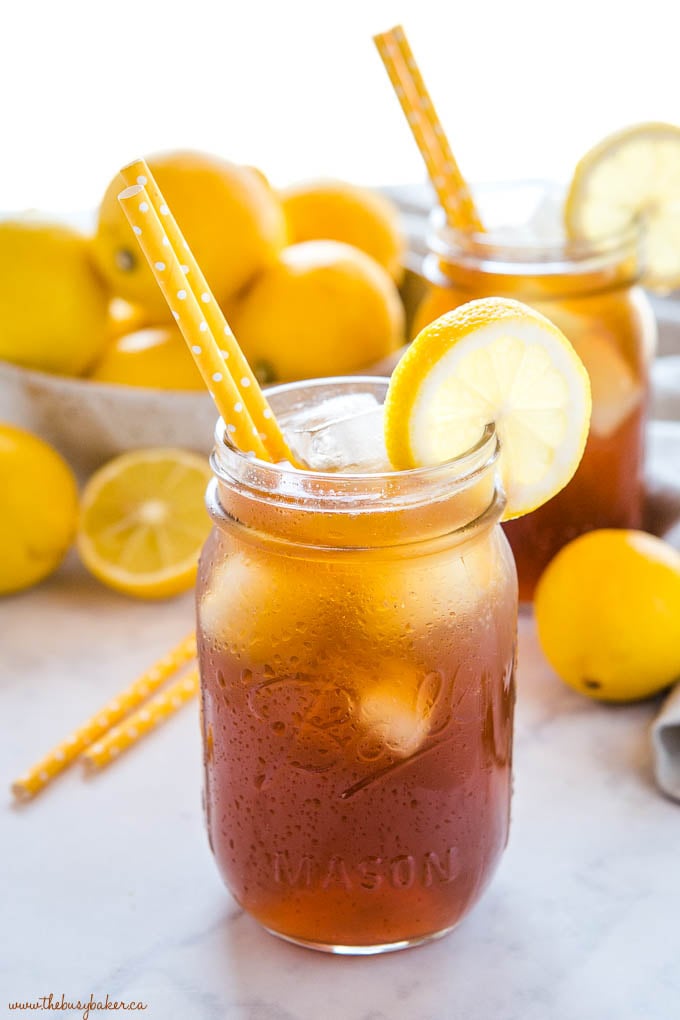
top-left (272, 848), bottom-right (460, 891)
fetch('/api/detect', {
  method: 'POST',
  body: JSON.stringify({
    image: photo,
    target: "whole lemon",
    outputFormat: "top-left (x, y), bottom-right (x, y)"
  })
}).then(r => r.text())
top-left (0, 424), bottom-right (78, 595)
top-left (93, 151), bottom-right (288, 320)
top-left (89, 325), bottom-right (203, 390)
top-left (230, 241), bottom-right (404, 383)
top-left (106, 298), bottom-right (151, 341)
top-left (412, 285), bottom-right (458, 338)
top-left (281, 179), bottom-right (405, 283)
top-left (0, 220), bottom-right (110, 375)
top-left (534, 529), bottom-right (680, 702)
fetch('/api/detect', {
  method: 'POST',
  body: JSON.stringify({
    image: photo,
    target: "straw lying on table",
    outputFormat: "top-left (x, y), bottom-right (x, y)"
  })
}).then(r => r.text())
top-left (11, 634), bottom-right (196, 800)
top-left (83, 667), bottom-right (200, 771)
top-left (373, 24), bottom-right (484, 232)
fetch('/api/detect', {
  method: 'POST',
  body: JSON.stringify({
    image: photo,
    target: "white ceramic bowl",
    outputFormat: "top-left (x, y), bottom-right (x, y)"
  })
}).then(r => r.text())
top-left (0, 258), bottom-right (420, 477)
top-left (0, 359), bottom-right (217, 478)
top-left (0, 347), bottom-right (407, 480)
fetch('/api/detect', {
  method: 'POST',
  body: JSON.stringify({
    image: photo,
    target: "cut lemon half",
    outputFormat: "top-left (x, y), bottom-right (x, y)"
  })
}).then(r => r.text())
top-left (383, 298), bottom-right (592, 520)
top-left (565, 121), bottom-right (680, 292)
top-left (77, 448), bottom-right (212, 599)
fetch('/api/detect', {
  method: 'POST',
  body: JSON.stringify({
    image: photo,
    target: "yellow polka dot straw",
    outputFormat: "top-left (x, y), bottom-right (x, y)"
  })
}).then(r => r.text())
top-left (82, 667), bottom-right (200, 771)
top-left (373, 25), bottom-right (484, 232)
top-left (118, 184), bottom-right (271, 461)
top-left (120, 159), bottom-right (293, 464)
top-left (11, 633), bottom-right (196, 801)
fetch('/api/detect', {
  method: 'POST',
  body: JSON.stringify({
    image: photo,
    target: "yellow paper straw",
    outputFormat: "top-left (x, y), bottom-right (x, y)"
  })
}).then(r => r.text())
top-left (373, 25), bottom-right (484, 231)
top-left (11, 633), bottom-right (196, 801)
top-left (119, 160), bottom-right (295, 464)
top-left (118, 183), bottom-right (271, 460)
top-left (82, 667), bottom-right (200, 771)
top-left (389, 26), bottom-right (483, 230)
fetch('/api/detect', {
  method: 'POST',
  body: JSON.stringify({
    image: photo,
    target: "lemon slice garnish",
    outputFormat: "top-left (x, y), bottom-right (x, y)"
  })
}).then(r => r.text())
top-left (77, 448), bottom-right (211, 599)
top-left (384, 298), bottom-right (592, 520)
top-left (565, 121), bottom-right (680, 292)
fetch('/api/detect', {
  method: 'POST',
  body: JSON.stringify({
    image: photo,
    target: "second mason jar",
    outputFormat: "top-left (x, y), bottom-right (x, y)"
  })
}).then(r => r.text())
top-left (414, 183), bottom-right (656, 600)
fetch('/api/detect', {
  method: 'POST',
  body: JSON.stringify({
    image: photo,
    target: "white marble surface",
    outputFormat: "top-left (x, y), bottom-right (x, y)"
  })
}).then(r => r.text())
top-left (2, 556), bottom-right (679, 1020)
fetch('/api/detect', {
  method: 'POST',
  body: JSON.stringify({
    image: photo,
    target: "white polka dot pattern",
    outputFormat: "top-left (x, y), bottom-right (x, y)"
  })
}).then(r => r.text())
top-left (83, 668), bottom-right (200, 771)
top-left (118, 158), bottom-right (297, 465)
top-left (117, 179), bottom-right (271, 461)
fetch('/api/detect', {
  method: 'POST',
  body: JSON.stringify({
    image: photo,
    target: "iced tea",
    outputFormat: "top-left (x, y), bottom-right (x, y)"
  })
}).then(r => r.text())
top-left (414, 183), bottom-right (655, 599)
top-left (197, 379), bottom-right (517, 953)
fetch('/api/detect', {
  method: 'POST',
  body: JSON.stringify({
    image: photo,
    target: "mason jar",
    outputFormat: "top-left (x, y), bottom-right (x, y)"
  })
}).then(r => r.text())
top-left (413, 182), bottom-right (656, 600)
top-left (196, 377), bottom-right (518, 954)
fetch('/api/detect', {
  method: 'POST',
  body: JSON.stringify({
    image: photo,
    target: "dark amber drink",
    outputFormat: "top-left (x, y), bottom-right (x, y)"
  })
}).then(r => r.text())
top-left (197, 379), bottom-right (517, 953)
top-left (413, 183), bottom-right (655, 600)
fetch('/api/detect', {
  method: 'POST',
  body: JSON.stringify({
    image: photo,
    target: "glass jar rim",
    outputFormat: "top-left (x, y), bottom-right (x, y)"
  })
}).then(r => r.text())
top-left (427, 179), bottom-right (643, 278)
top-left (210, 376), bottom-right (502, 515)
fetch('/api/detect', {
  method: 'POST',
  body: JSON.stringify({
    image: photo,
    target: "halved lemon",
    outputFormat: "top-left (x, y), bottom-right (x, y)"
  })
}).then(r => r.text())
top-left (565, 121), bottom-right (680, 292)
top-left (77, 448), bottom-right (212, 599)
top-left (383, 298), bottom-right (592, 520)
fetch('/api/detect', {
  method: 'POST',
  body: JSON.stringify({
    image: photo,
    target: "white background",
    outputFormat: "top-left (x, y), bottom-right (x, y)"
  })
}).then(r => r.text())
top-left (1, 0), bottom-right (679, 213)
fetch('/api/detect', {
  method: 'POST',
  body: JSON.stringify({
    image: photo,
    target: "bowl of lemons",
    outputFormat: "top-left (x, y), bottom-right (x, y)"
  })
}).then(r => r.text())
top-left (0, 152), bottom-right (408, 477)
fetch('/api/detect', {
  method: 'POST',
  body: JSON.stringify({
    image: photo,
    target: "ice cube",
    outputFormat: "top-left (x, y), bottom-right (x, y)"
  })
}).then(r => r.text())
top-left (524, 189), bottom-right (565, 244)
top-left (199, 550), bottom-right (325, 664)
top-left (569, 330), bottom-right (643, 438)
top-left (199, 552), bottom-right (266, 650)
top-left (285, 395), bottom-right (390, 472)
top-left (355, 659), bottom-right (439, 758)
top-left (360, 683), bottom-right (429, 757)
top-left (286, 393), bottom-right (380, 433)
top-left (489, 195), bottom-right (565, 247)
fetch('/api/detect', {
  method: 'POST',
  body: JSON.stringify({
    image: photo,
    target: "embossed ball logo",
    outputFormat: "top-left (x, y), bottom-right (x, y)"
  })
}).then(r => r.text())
top-left (246, 666), bottom-right (454, 796)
